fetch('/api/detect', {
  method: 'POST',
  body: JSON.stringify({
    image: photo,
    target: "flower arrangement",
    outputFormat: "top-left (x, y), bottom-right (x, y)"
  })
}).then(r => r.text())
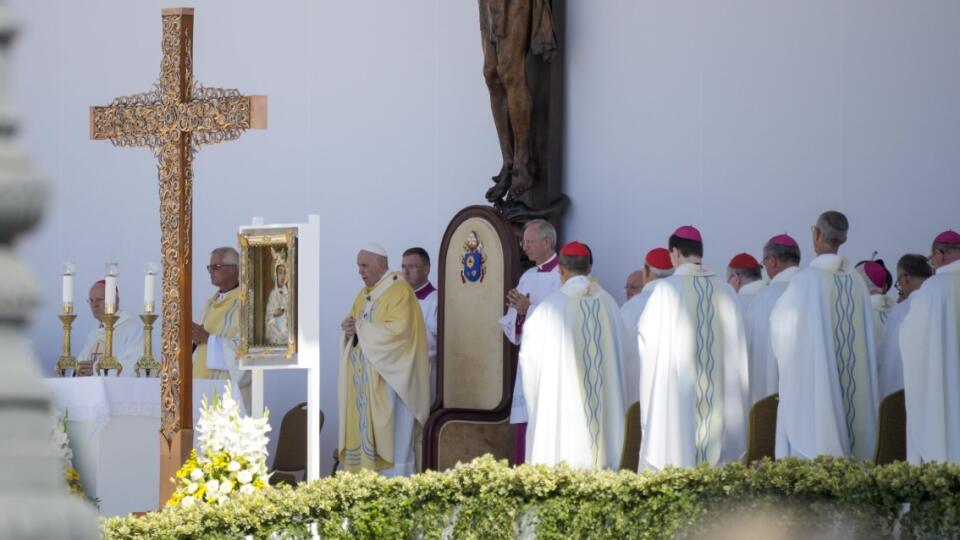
top-left (103, 455), bottom-right (960, 540)
top-left (167, 384), bottom-right (271, 507)
top-left (51, 409), bottom-right (85, 497)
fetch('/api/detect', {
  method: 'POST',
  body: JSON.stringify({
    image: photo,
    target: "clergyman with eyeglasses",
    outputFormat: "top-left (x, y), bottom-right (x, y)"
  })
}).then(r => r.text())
top-left (192, 246), bottom-right (249, 409)
top-left (899, 229), bottom-right (960, 464)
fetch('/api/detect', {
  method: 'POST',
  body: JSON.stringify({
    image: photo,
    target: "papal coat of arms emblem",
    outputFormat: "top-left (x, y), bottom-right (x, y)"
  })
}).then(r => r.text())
top-left (460, 230), bottom-right (487, 283)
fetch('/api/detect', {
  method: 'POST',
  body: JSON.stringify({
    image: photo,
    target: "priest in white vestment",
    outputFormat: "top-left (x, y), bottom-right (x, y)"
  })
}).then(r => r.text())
top-left (744, 234), bottom-right (801, 405)
top-left (76, 280), bottom-right (144, 376)
top-left (771, 211), bottom-right (880, 460)
top-left (619, 247), bottom-right (673, 406)
top-left (620, 248), bottom-right (674, 332)
top-left (637, 226), bottom-right (749, 470)
top-left (876, 254), bottom-right (932, 398)
top-left (900, 230), bottom-right (960, 464)
top-left (402, 247), bottom-right (438, 402)
top-left (338, 244), bottom-right (430, 476)
top-left (727, 252), bottom-right (767, 315)
top-left (520, 241), bottom-right (630, 469)
top-left (498, 219), bottom-right (561, 462)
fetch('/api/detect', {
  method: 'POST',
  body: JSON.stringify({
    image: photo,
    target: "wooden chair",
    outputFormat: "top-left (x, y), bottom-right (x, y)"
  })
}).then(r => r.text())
top-left (746, 393), bottom-right (778, 463)
top-left (874, 390), bottom-right (906, 465)
top-left (619, 401), bottom-right (642, 471)
top-left (268, 402), bottom-right (324, 486)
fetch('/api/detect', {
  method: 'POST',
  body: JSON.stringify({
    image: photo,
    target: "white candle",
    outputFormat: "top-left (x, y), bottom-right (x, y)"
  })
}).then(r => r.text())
top-left (62, 273), bottom-right (74, 309)
top-left (105, 275), bottom-right (117, 314)
top-left (144, 270), bottom-right (156, 313)
top-left (61, 262), bottom-right (75, 313)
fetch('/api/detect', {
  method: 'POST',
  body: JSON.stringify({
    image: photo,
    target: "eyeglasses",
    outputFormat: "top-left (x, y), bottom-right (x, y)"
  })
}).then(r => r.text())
top-left (206, 263), bottom-right (237, 272)
top-left (894, 274), bottom-right (906, 292)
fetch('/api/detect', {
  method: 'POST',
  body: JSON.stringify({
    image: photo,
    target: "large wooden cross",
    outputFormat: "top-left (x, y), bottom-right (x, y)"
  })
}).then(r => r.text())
top-left (89, 7), bottom-right (266, 504)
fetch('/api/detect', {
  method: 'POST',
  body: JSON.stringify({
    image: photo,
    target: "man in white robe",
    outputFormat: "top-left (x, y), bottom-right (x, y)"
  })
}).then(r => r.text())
top-left (900, 230), bottom-right (960, 464)
top-left (744, 234), bottom-right (801, 405)
top-left (498, 219), bottom-right (561, 462)
top-left (637, 225), bottom-right (749, 470)
top-left (520, 241), bottom-right (630, 469)
top-left (339, 244), bottom-right (430, 476)
top-left (76, 280), bottom-right (143, 376)
top-left (619, 247), bottom-right (673, 406)
top-left (876, 254), bottom-right (932, 398)
top-left (771, 211), bottom-right (880, 460)
top-left (620, 248), bottom-right (674, 332)
top-left (402, 247), bottom-right (438, 402)
top-left (727, 252), bottom-right (767, 315)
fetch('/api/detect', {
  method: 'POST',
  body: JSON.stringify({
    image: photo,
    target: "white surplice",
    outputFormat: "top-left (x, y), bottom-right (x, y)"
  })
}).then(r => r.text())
top-left (618, 285), bottom-right (656, 407)
top-left (869, 293), bottom-right (895, 353)
top-left (744, 266), bottom-right (799, 406)
top-left (77, 310), bottom-right (144, 376)
top-left (899, 259), bottom-right (960, 464)
top-left (735, 279), bottom-right (767, 316)
top-left (876, 298), bottom-right (910, 399)
top-left (519, 275), bottom-right (629, 469)
top-left (637, 263), bottom-right (749, 471)
top-left (414, 282), bottom-right (438, 402)
top-left (498, 254), bottom-right (561, 423)
top-left (771, 254), bottom-right (879, 460)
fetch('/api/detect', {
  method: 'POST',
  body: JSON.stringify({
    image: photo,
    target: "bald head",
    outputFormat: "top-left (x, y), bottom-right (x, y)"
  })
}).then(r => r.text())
top-left (624, 270), bottom-right (644, 301)
top-left (87, 280), bottom-right (119, 323)
top-left (357, 249), bottom-right (388, 287)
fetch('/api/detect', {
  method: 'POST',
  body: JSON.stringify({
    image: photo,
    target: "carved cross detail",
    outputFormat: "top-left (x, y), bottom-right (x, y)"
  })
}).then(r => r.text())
top-left (89, 7), bottom-right (266, 503)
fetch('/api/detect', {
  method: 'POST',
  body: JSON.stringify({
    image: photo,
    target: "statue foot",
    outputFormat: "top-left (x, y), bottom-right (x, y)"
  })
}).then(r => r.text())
top-left (508, 168), bottom-right (534, 197)
top-left (491, 164), bottom-right (511, 184)
top-left (486, 174), bottom-right (512, 202)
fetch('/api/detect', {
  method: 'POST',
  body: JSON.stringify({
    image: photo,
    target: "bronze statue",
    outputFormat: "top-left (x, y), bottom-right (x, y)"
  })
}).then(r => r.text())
top-left (480, 0), bottom-right (557, 202)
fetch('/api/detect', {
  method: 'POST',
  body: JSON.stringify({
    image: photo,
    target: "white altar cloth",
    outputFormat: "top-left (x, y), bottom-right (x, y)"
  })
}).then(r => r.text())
top-left (44, 377), bottom-right (226, 516)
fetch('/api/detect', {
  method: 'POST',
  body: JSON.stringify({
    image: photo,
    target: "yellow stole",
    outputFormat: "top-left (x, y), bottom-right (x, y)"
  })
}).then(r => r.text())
top-left (193, 287), bottom-right (241, 379)
top-left (337, 272), bottom-right (430, 472)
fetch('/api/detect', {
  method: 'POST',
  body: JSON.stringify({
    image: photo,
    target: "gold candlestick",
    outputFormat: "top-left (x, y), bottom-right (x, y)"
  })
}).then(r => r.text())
top-left (54, 311), bottom-right (78, 377)
top-left (134, 312), bottom-right (160, 377)
top-left (95, 312), bottom-right (123, 376)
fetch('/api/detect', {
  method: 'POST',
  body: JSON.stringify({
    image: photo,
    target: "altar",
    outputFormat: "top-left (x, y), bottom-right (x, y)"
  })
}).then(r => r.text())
top-left (44, 377), bottom-right (225, 516)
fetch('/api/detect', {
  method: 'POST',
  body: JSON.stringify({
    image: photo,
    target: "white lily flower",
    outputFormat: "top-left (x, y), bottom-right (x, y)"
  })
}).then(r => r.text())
top-left (237, 470), bottom-right (253, 484)
top-left (181, 496), bottom-right (195, 507)
top-left (205, 479), bottom-right (220, 494)
top-left (190, 468), bottom-right (204, 482)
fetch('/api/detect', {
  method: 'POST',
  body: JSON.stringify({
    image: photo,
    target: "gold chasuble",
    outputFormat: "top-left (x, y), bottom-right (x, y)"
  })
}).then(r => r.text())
top-left (194, 287), bottom-right (241, 379)
top-left (338, 272), bottom-right (430, 472)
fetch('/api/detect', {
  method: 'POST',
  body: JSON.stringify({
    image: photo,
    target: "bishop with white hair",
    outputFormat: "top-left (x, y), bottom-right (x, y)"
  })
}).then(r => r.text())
top-left (337, 244), bottom-right (430, 476)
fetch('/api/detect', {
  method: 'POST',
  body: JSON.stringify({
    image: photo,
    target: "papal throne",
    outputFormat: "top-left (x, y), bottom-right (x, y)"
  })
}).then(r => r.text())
top-left (423, 206), bottom-right (521, 471)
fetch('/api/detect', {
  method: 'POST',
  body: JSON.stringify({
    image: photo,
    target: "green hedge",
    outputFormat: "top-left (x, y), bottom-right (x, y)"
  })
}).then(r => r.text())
top-left (102, 455), bottom-right (960, 539)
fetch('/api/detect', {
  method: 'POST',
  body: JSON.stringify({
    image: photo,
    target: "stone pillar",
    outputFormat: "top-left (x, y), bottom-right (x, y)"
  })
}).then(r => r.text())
top-left (0, 1), bottom-right (99, 537)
